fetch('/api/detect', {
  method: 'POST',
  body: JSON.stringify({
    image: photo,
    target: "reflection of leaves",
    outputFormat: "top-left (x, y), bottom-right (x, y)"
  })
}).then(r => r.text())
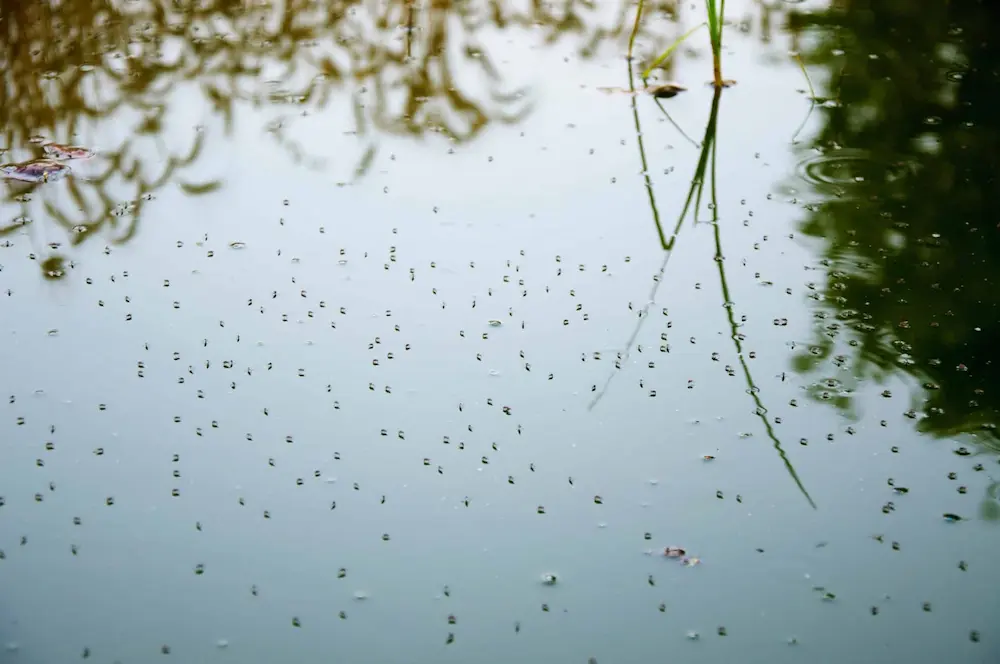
top-left (353, 144), bottom-right (378, 182)
top-left (202, 82), bottom-right (234, 131)
top-left (179, 180), bottom-right (224, 196)
top-left (981, 497), bottom-right (1000, 522)
top-left (2, 0), bottom-right (791, 278)
top-left (1, 0), bottom-right (656, 274)
top-left (981, 483), bottom-right (1000, 522)
top-left (788, 1), bottom-right (1000, 458)
top-left (0, 215), bottom-right (31, 237)
top-left (32, 127), bottom-right (212, 247)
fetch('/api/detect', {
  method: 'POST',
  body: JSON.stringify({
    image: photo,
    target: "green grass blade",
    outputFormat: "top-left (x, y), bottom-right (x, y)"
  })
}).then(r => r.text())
top-left (627, 0), bottom-right (644, 61)
top-left (714, 0), bottom-right (726, 44)
top-left (626, 58), bottom-right (668, 249)
top-left (706, 0), bottom-right (719, 40)
top-left (794, 53), bottom-right (816, 100)
top-left (641, 22), bottom-right (707, 79)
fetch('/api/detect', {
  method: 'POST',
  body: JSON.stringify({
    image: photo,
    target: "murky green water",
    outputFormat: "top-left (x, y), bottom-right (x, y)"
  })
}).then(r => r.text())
top-left (2, 0), bottom-right (999, 662)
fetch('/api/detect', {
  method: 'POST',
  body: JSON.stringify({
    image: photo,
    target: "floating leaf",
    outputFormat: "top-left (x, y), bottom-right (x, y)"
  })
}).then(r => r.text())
top-left (42, 143), bottom-right (95, 160)
top-left (1, 158), bottom-right (71, 183)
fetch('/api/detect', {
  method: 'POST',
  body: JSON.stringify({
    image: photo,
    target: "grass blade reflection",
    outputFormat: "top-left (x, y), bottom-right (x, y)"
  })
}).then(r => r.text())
top-left (705, 96), bottom-right (816, 506)
top-left (588, 21), bottom-right (686, 411)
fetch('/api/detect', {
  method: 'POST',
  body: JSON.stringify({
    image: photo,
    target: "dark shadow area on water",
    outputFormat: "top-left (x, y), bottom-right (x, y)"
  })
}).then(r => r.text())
top-left (783, 0), bottom-right (1000, 518)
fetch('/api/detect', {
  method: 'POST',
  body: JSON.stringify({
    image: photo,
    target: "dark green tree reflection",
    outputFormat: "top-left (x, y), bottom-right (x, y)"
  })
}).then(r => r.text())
top-left (788, 1), bottom-right (1000, 488)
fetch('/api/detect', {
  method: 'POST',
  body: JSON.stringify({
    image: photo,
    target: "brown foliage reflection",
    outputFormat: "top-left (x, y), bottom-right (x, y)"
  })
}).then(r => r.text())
top-left (1, 0), bottom-right (690, 277)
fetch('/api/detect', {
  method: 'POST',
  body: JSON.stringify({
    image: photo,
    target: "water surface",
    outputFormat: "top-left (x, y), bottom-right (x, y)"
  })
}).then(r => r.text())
top-left (2, 0), bottom-right (998, 662)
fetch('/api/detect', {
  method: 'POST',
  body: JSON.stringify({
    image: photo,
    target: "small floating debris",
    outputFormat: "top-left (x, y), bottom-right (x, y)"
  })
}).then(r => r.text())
top-left (540, 573), bottom-right (558, 586)
top-left (228, 241), bottom-right (247, 249)
top-left (686, 631), bottom-right (700, 640)
top-left (42, 142), bottom-right (95, 160)
top-left (681, 557), bottom-right (701, 567)
top-left (487, 320), bottom-right (503, 327)
top-left (1, 158), bottom-right (71, 183)
top-left (648, 82), bottom-right (687, 98)
top-left (596, 82), bottom-right (687, 98)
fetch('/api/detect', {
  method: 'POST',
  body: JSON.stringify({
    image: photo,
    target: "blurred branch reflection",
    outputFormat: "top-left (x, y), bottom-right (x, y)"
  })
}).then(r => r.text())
top-left (1, 0), bottom-right (799, 279)
top-left (0, 0), bottom-right (685, 278)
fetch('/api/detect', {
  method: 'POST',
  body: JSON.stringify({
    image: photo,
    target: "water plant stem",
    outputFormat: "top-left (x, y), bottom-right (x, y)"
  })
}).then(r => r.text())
top-left (642, 0), bottom-right (727, 86)
top-left (707, 0), bottom-right (726, 88)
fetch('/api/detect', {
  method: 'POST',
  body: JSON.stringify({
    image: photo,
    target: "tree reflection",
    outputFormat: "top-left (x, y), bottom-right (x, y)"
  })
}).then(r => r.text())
top-left (788, 1), bottom-right (1000, 472)
top-left (1, 0), bottom-right (687, 278)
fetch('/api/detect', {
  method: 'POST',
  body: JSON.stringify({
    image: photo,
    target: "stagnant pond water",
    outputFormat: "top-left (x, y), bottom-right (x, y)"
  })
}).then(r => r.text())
top-left (2, 0), bottom-right (999, 662)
